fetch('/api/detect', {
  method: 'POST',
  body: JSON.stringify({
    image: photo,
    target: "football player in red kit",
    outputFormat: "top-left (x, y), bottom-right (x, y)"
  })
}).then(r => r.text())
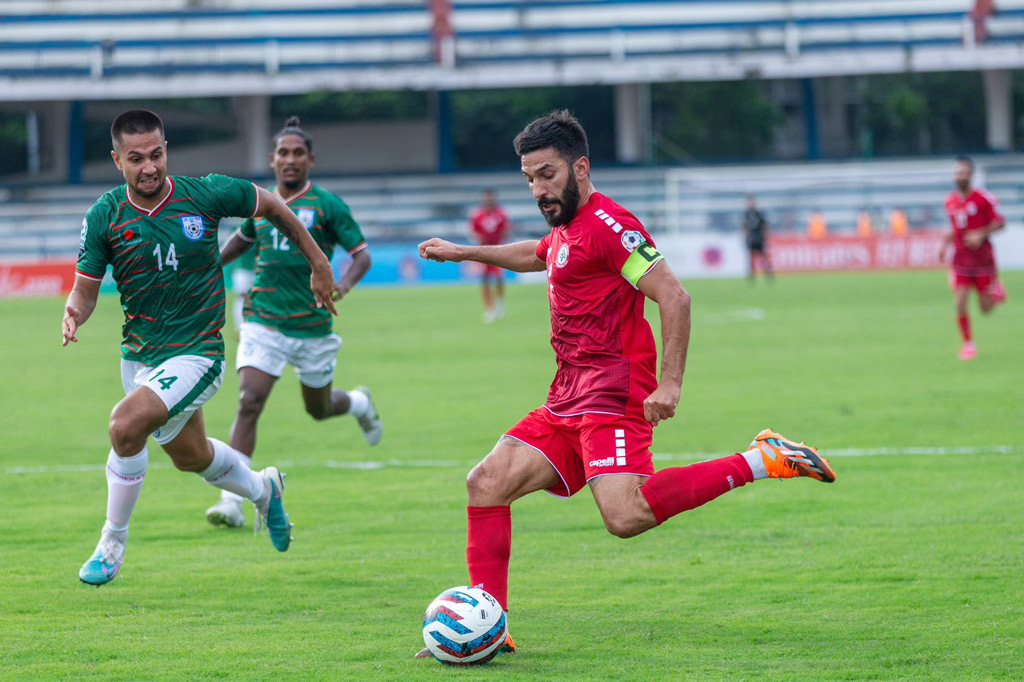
top-left (940, 156), bottom-right (1007, 361)
top-left (416, 110), bottom-right (836, 657)
top-left (469, 189), bottom-right (510, 323)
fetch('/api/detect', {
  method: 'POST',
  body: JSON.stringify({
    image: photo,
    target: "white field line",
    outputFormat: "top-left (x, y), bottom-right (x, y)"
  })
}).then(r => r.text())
top-left (699, 307), bottom-right (765, 325)
top-left (4, 445), bottom-right (1019, 475)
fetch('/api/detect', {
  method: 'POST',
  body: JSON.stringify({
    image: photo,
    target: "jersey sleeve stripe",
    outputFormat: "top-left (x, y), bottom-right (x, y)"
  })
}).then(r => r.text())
top-left (347, 241), bottom-right (368, 255)
top-left (249, 183), bottom-right (260, 218)
top-left (74, 269), bottom-right (104, 281)
top-left (235, 228), bottom-right (255, 243)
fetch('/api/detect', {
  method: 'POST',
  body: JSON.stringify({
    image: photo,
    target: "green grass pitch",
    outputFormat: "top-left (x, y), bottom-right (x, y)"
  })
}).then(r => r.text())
top-left (1, 270), bottom-right (1022, 681)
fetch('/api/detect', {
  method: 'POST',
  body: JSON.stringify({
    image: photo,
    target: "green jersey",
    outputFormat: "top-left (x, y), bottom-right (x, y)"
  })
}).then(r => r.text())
top-left (239, 181), bottom-right (366, 338)
top-left (76, 174), bottom-right (258, 365)
top-left (235, 234), bottom-right (257, 271)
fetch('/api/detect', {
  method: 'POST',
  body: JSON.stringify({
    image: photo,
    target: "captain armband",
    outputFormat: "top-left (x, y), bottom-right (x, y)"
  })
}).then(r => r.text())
top-left (620, 242), bottom-right (664, 287)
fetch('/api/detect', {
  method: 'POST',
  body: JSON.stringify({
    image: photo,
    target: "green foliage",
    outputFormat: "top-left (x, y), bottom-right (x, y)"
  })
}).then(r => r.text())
top-left (0, 113), bottom-right (28, 176)
top-left (83, 99), bottom-right (235, 161)
top-left (651, 80), bottom-right (782, 161)
top-left (1, 271), bottom-right (1022, 680)
top-left (861, 73), bottom-right (986, 156)
top-left (450, 86), bottom-right (617, 168)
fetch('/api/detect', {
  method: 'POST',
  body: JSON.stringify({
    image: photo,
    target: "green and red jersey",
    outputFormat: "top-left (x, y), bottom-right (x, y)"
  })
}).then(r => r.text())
top-left (238, 180), bottom-right (366, 338)
top-left (76, 174), bottom-right (258, 364)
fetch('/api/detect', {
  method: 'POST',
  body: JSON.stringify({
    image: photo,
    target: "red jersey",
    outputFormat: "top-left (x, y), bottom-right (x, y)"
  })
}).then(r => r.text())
top-left (535, 192), bottom-right (659, 417)
top-left (944, 188), bottom-right (1003, 275)
top-left (470, 206), bottom-right (509, 246)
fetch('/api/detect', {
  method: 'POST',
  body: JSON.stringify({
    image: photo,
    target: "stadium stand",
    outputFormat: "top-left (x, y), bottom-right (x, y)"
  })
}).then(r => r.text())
top-left (3, 158), bottom-right (1022, 262)
top-left (4, 1), bottom-right (1024, 99)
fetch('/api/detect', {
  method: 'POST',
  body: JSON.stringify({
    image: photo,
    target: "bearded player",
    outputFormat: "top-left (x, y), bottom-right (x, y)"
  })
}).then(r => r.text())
top-left (940, 156), bottom-right (1007, 361)
top-left (205, 116), bottom-right (382, 529)
top-left (414, 110), bottom-right (836, 656)
top-left (63, 110), bottom-right (338, 585)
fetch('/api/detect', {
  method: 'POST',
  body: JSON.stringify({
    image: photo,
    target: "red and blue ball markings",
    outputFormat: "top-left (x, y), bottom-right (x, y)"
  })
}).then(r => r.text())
top-left (423, 589), bottom-right (507, 665)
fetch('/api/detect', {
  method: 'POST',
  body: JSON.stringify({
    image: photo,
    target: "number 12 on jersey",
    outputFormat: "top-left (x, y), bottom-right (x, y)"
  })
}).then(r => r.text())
top-left (270, 228), bottom-right (291, 251)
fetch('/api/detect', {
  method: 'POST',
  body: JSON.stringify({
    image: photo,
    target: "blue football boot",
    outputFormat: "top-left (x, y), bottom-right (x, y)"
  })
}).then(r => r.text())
top-left (255, 467), bottom-right (292, 551)
top-left (79, 534), bottom-right (126, 586)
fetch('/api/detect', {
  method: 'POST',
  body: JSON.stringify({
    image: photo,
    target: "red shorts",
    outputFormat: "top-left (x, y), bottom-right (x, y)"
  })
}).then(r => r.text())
top-left (482, 264), bottom-right (503, 278)
top-left (504, 407), bottom-right (654, 498)
top-left (950, 271), bottom-right (998, 295)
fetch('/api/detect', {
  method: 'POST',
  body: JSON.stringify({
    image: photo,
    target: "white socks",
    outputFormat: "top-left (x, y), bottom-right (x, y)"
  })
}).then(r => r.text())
top-left (201, 438), bottom-right (266, 502)
top-left (741, 446), bottom-right (768, 481)
top-left (219, 452), bottom-right (250, 504)
top-left (346, 389), bottom-right (370, 417)
top-left (105, 446), bottom-right (148, 535)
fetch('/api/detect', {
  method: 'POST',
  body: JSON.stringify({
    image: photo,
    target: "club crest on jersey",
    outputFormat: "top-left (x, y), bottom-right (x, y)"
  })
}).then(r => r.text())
top-left (297, 209), bottom-right (316, 229)
top-left (555, 244), bottom-right (570, 268)
top-left (180, 215), bottom-right (204, 241)
top-left (620, 230), bottom-right (644, 252)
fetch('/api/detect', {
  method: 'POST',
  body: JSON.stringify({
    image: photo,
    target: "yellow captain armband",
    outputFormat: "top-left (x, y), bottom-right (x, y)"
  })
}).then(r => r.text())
top-left (620, 242), bottom-right (664, 287)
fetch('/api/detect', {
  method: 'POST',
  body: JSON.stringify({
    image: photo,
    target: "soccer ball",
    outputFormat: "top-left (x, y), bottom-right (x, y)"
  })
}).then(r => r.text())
top-left (421, 586), bottom-right (507, 665)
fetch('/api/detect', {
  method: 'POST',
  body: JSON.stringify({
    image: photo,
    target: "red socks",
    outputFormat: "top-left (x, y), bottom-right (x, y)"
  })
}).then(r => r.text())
top-left (466, 505), bottom-right (511, 611)
top-left (958, 315), bottom-right (972, 342)
top-left (640, 454), bottom-right (754, 525)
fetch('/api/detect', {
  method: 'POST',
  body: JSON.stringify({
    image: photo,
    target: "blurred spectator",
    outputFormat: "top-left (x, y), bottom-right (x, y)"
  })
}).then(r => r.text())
top-left (889, 209), bottom-right (909, 236)
top-left (808, 210), bottom-right (828, 239)
top-left (856, 210), bottom-right (874, 237)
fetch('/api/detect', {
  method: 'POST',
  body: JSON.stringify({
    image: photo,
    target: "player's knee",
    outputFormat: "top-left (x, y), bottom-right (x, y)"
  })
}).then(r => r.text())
top-left (602, 514), bottom-right (646, 539)
top-left (108, 410), bottom-right (146, 456)
top-left (466, 459), bottom-right (508, 501)
top-left (237, 389), bottom-right (267, 419)
top-left (465, 462), bottom-right (492, 497)
top-left (600, 500), bottom-right (656, 539)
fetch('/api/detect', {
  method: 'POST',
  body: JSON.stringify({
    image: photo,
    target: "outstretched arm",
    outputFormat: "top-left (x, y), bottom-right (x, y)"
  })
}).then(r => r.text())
top-left (62, 276), bottom-right (102, 347)
top-left (636, 260), bottom-right (692, 425)
top-left (418, 238), bottom-right (545, 273)
top-left (254, 186), bottom-right (337, 315)
top-left (334, 248), bottom-right (372, 301)
top-left (220, 230), bottom-right (253, 266)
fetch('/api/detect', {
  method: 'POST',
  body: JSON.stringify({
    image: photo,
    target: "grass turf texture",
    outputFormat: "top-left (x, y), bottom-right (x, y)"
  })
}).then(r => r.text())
top-left (1, 270), bottom-right (1022, 681)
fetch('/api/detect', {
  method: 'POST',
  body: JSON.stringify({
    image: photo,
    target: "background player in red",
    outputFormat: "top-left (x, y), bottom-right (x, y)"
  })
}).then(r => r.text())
top-left (939, 156), bottom-right (1006, 361)
top-left (469, 188), bottom-right (510, 323)
top-left (415, 110), bottom-right (836, 657)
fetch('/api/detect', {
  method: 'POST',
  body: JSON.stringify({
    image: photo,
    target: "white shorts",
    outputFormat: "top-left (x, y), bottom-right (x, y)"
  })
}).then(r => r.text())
top-left (121, 355), bottom-right (224, 445)
top-left (232, 268), bottom-right (255, 294)
top-left (237, 322), bottom-right (341, 389)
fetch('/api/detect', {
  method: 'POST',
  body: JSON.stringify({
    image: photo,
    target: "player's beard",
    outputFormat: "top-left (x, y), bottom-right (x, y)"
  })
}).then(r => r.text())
top-left (538, 173), bottom-right (581, 227)
top-left (132, 174), bottom-right (166, 198)
top-left (955, 179), bottom-right (971, 193)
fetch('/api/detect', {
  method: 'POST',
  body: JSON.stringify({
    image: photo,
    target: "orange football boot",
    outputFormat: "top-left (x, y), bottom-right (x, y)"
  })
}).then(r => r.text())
top-left (750, 429), bottom-right (836, 483)
top-left (497, 634), bottom-right (516, 655)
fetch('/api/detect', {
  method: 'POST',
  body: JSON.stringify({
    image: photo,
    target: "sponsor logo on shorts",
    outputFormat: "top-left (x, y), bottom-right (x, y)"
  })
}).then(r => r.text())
top-left (181, 215), bottom-right (204, 241)
top-left (589, 456), bottom-right (615, 467)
